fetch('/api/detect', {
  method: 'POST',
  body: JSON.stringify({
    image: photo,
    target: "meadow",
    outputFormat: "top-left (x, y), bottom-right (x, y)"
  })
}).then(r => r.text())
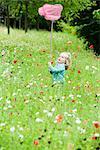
top-left (0, 26), bottom-right (100, 150)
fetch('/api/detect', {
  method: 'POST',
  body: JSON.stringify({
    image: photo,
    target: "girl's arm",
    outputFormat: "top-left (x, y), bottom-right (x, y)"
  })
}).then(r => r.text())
top-left (48, 62), bottom-right (65, 73)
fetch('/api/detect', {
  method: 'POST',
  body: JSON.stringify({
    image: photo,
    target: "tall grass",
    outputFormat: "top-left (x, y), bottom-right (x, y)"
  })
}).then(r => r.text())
top-left (0, 27), bottom-right (99, 150)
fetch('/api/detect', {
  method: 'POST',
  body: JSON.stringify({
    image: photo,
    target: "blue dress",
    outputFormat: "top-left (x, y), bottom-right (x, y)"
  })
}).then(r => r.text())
top-left (49, 63), bottom-right (65, 84)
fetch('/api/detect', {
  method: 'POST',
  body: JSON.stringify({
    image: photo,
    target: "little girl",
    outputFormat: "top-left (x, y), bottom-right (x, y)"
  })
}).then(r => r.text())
top-left (48, 52), bottom-right (71, 86)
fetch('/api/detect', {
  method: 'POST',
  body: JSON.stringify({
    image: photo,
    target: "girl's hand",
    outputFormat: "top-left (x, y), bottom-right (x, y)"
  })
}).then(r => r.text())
top-left (48, 62), bottom-right (51, 66)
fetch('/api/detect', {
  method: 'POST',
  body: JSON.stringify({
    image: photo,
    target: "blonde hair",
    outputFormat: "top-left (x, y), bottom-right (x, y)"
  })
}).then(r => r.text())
top-left (60, 52), bottom-right (71, 70)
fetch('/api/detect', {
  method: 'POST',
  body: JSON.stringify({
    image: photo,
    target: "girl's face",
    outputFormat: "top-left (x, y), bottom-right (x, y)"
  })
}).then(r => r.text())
top-left (57, 55), bottom-right (66, 63)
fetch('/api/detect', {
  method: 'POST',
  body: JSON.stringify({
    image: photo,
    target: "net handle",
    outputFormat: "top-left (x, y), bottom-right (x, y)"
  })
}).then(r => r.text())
top-left (50, 20), bottom-right (54, 61)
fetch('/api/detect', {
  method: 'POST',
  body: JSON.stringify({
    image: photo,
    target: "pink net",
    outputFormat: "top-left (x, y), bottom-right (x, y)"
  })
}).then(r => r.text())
top-left (38, 4), bottom-right (63, 21)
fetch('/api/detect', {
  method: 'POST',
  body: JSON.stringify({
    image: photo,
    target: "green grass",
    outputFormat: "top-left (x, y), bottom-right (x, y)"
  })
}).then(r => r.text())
top-left (0, 26), bottom-right (100, 150)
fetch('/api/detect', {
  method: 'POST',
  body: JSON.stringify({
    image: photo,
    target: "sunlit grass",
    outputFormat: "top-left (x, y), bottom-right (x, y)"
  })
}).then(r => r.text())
top-left (0, 26), bottom-right (100, 150)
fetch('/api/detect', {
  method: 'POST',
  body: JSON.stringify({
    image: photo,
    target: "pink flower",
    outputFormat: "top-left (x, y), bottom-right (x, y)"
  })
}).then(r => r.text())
top-left (89, 44), bottom-right (94, 49)
top-left (38, 4), bottom-right (63, 21)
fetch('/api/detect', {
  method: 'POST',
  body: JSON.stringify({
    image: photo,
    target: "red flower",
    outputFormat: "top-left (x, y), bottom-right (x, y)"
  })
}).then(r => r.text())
top-left (56, 114), bottom-right (63, 123)
top-left (93, 121), bottom-right (100, 128)
top-left (89, 44), bottom-right (94, 49)
top-left (13, 60), bottom-right (17, 64)
top-left (78, 70), bottom-right (81, 74)
top-left (34, 140), bottom-right (39, 145)
top-left (71, 100), bottom-right (76, 103)
top-left (92, 136), bottom-right (97, 140)
top-left (40, 91), bottom-right (44, 95)
top-left (51, 61), bottom-right (54, 64)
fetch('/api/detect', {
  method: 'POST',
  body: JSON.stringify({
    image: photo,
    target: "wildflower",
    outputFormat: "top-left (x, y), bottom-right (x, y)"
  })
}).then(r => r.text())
top-left (6, 100), bottom-right (11, 104)
top-left (77, 94), bottom-right (81, 98)
top-left (92, 133), bottom-right (99, 140)
top-left (47, 112), bottom-right (53, 117)
top-left (93, 121), bottom-right (100, 128)
top-left (89, 44), bottom-right (94, 49)
top-left (63, 131), bottom-right (69, 137)
top-left (0, 123), bottom-right (6, 127)
top-left (78, 70), bottom-right (81, 74)
top-left (1, 50), bottom-right (5, 56)
top-left (67, 41), bottom-right (72, 45)
top-left (43, 109), bottom-right (48, 113)
top-left (51, 107), bottom-right (55, 112)
top-left (69, 94), bottom-right (74, 99)
top-left (35, 118), bottom-right (43, 123)
top-left (35, 112), bottom-right (39, 115)
top-left (71, 100), bottom-right (76, 103)
top-left (76, 118), bottom-right (81, 124)
top-left (34, 140), bottom-right (39, 145)
top-left (68, 80), bottom-right (71, 84)
top-left (10, 126), bottom-right (15, 133)
top-left (19, 127), bottom-right (24, 131)
top-left (77, 127), bottom-right (86, 134)
top-left (0, 97), bottom-right (2, 101)
top-left (19, 134), bottom-right (24, 139)
top-left (13, 60), bottom-right (17, 64)
top-left (85, 66), bottom-right (89, 70)
top-left (72, 108), bottom-right (77, 113)
top-left (40, 91), bottom-right (44, 95)
top-left (51, 61), bottom-right (54, 64)
top-left (55, 114), bottom-right (63, 123)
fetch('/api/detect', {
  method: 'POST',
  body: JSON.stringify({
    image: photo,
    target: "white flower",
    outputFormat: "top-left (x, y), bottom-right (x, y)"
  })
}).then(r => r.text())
top-left (39, 99), bottom-right (45, 103)
top-left (85, 66), bottom-right (89, 70)
top-left (54, 120), bottom-right (57, 123)
top-left (77, 95), bottom-right (81, 98)
top-left (64, 112), bottom-right (68, 115)
top-left (68, 80), bottom-right (71, 83)
top-left (19, 134), bottom-right (24, 139)
top-left (0, 123), bottom-right (6, 127)
top-left (43, 109), bottom-right (48, 113)
top-left (44, 85), bottom-right (48, 88)
top-left (47, 112), bottom-right (53, 117)
top-left (19, 127), bottom-right (24, 131)
top-left (38, 73), bottom-right (41, 77)
top-left (92, 66), bottom-right (97, 70)
top-left (69, 94), bottom-right (74, 99)
top-left (8, 105), bottom-right (12, 108)
top-left (72, 109), bottom-right (77, 113)
top-left (3, 107), bottom-right (8, 110)
top-left (77, 127), bottom-right (86, 133)
top-left (67, 114), bottom-right (73, 117)
top-left (63, 131), bottom-right (69, 137)
top-left (10, 127), bottom-right (15, 133)
top-left (78, 101), bottom-right (82, 104)
top-left (94, 133), bottom-right (100, 137)
top-left (0, 97), bottom-right (3, 101)
top-left (35, 112), bottom-right (39, 115)
top-left (12, 93), bottom-right (16, 96)
top-left (51, 107), bottom-right (55, 112)
top-left (76, 118), bottom-right (81, 124)
top-left (17, 89), bottom-right (21, 92)
top-left (6, 100), bottom-right (11, 104)
top-left (35, 118), bottom-right (43, 123)
top-left (61, 96), bottom-right (65, 100)
top-left (49, 96), bottom-right (53, 99)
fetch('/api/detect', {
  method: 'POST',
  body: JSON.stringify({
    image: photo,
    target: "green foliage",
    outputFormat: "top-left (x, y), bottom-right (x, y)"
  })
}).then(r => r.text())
top-left (57, 20), bottom-right (77, 35)
top-left (0, 0), bottom-right (95, 26)
top-left (93, 9), bottom-right (100, 20)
